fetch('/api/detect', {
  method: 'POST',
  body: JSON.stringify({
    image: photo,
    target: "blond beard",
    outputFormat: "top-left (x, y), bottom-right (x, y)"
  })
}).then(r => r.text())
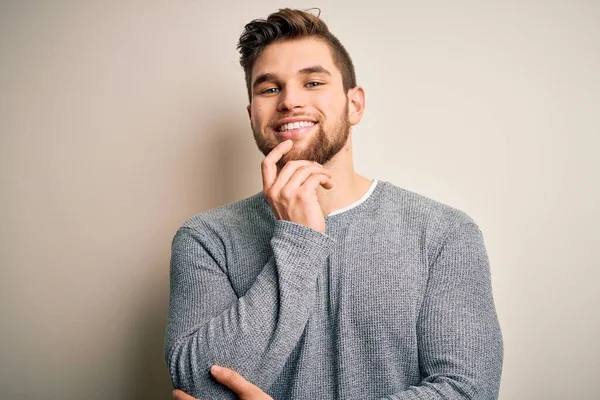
top-left (252, 102), bottom-right (350, 171)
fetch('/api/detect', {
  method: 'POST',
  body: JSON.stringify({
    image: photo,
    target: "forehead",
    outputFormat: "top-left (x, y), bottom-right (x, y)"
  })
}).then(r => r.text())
top-left (252, 38), bottom-right (339, 81)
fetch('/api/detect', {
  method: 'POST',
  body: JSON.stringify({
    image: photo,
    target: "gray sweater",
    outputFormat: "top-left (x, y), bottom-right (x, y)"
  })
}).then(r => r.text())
top-left (164, 179), bottom-right (503, 399)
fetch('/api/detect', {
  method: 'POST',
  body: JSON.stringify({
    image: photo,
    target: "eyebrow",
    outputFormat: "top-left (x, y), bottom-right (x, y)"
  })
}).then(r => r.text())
top-left (252, 65), bottom-right (332, 90)
top-left (298, 65), bottom-right (332, 76)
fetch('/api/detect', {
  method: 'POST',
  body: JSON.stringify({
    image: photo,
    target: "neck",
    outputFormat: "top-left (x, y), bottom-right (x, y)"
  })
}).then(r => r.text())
top-left (316, 132), bottom-right (373, 216)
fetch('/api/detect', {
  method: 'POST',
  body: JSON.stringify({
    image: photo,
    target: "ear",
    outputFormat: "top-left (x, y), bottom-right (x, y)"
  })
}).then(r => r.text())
top-left (347, 86), bottom-right (365, 126)
top-left (246, 104), bottom-right (255, 130)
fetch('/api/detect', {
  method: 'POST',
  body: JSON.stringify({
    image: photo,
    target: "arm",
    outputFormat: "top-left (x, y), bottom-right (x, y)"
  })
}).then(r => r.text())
top-left (384, 221), bottom-right (503, 400)
top-left (164, 220), bottom-right (334, 399)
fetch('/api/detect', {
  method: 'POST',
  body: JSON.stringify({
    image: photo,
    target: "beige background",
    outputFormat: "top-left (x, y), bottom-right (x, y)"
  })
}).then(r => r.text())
top-left (1, 1), bottom-right (598, 399)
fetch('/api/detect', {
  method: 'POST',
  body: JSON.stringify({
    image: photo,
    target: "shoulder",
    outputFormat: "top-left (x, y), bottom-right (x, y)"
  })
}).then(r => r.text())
top-left (378, 180), bottom-right (477, 229)
top-left (177, 191), bottom-right (268, 237)
top-left (169, 192), bottom-right (268, 262)
top-left (375, 181), bottom-right (481, 260)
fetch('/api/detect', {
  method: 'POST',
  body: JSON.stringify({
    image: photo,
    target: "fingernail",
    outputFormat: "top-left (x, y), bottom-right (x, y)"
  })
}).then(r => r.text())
top-left (211, 365), bottom-right (224, 374)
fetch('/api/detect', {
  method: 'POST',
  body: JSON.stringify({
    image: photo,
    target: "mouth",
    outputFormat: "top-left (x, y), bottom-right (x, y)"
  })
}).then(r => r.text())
top-left (275, 120), bottom-right (318, 140)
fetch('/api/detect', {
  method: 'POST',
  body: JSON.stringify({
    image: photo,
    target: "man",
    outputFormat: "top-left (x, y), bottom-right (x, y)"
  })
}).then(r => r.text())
top-left (164, 8), bottom-right (503, 400)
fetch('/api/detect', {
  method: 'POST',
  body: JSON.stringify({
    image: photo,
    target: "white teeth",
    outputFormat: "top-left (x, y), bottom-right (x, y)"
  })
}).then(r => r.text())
top-left (279, 121), bottom-right (315, 132)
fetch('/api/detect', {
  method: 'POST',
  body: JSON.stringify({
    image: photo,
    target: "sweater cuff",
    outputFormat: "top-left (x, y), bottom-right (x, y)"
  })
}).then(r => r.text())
top-left (270, 220), bottom-right (336, 288)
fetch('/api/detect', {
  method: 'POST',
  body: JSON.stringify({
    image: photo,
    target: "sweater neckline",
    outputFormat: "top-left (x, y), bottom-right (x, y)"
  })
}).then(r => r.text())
top-left (325, 179), bottom-right (385, 221)
top-left (326, 179), bottom-right (379, 218)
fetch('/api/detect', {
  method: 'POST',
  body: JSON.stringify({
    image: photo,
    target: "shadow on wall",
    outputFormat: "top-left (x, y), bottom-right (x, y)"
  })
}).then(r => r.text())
top-left (207, 110), bottom-right (264, 207)
top-left (129, 110), bottom-right (257, 400)
top-left (130, 271), bottom-right (172, 400)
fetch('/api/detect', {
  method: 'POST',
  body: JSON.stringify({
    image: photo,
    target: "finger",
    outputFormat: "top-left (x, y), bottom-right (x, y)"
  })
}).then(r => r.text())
top-left (172, 389), bottom-right (199, 400)
top-left (301, 173), bottom-right (333, 194)
top-left (268, 160), bottom-right (323, 196)
top-left (210, 365), bottom-right (259, 396)
top-left (261, 140), bottom-right (294, 194)
top-left (320, 175), bottom-right (334, 189)
top-left (283, 165), bottom-right (333, 194)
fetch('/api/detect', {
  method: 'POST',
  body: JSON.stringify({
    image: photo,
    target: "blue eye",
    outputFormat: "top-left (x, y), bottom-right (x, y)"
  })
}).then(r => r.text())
top-left (306, 82), bottom-right (322, 88)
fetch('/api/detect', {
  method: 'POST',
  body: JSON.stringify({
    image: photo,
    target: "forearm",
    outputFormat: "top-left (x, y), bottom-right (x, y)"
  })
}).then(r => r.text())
top-left (164, 221), bottom-right (334, 399)
top-left (166, 259), bottom-right (316, 397)
top-left (383, 370), bottom-right (502, 400)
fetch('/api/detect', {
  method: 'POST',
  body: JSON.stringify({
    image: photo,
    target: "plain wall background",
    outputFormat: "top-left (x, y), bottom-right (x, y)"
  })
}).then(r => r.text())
top-left (1, 1), bottom-right (598, 399)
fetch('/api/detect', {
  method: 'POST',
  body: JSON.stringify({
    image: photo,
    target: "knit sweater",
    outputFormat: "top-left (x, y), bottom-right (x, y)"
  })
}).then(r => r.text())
top-left (164, 179), bottom-right (503, 399)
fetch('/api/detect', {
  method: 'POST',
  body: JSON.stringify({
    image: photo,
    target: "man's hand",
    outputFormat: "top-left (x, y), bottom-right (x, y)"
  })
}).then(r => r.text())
top-left (262, 139), bottom-right (333, 234)
top-left (172, 365), bottom-right (273, 400)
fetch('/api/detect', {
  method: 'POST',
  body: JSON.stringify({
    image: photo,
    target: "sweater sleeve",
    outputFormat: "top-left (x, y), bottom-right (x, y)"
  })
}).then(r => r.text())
top-left (384, 221), bottom-right (503, 400)
top-left (164, 219), bottom-right (335, 399)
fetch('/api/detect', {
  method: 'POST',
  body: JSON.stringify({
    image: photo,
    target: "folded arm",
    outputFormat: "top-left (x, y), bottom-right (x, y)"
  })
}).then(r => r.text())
top-left (384, 221), bottom-right (504, 400)
top-left (164, 220), bottom-right (334, 399)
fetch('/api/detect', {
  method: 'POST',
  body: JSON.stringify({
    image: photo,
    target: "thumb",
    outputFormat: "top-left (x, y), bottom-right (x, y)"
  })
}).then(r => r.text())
top-left (172, 389), bottom-right (199, 400)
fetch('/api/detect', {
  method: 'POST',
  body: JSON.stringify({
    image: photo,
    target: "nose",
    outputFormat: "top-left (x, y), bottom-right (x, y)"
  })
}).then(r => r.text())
top-left (277, 86), bottom-right (306, 112)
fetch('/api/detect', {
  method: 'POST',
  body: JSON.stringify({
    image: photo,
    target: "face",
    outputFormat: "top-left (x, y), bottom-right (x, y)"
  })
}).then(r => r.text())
top-left (247, 37), bottom-right (360, 170)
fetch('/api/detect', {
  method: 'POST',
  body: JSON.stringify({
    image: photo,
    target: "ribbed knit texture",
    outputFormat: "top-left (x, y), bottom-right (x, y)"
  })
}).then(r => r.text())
top-left (164, 180), bottom-right (503, 399)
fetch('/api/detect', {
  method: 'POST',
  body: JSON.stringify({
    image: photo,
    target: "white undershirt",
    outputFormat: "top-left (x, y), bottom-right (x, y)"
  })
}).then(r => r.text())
top-left (327, 179), bottom-right (378, 217)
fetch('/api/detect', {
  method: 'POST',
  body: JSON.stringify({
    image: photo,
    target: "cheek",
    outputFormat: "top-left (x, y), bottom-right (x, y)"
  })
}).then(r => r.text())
top-left (319, 93), bottom-right (344, 118)
top-left (251, 104), bottom-right (270, 127)
top-left (322, 106), bottom-right (343, 126)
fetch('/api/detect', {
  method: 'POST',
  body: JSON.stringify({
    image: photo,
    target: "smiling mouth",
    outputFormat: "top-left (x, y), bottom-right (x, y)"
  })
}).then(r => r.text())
top-left (274, 120), bottom-right (318, 140)
top-left (277, 121), bottom-right (317, 132)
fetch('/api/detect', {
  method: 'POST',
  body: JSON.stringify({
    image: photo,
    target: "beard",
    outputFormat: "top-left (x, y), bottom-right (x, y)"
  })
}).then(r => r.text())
top-left (252, 101), bottom-right (351, 172)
